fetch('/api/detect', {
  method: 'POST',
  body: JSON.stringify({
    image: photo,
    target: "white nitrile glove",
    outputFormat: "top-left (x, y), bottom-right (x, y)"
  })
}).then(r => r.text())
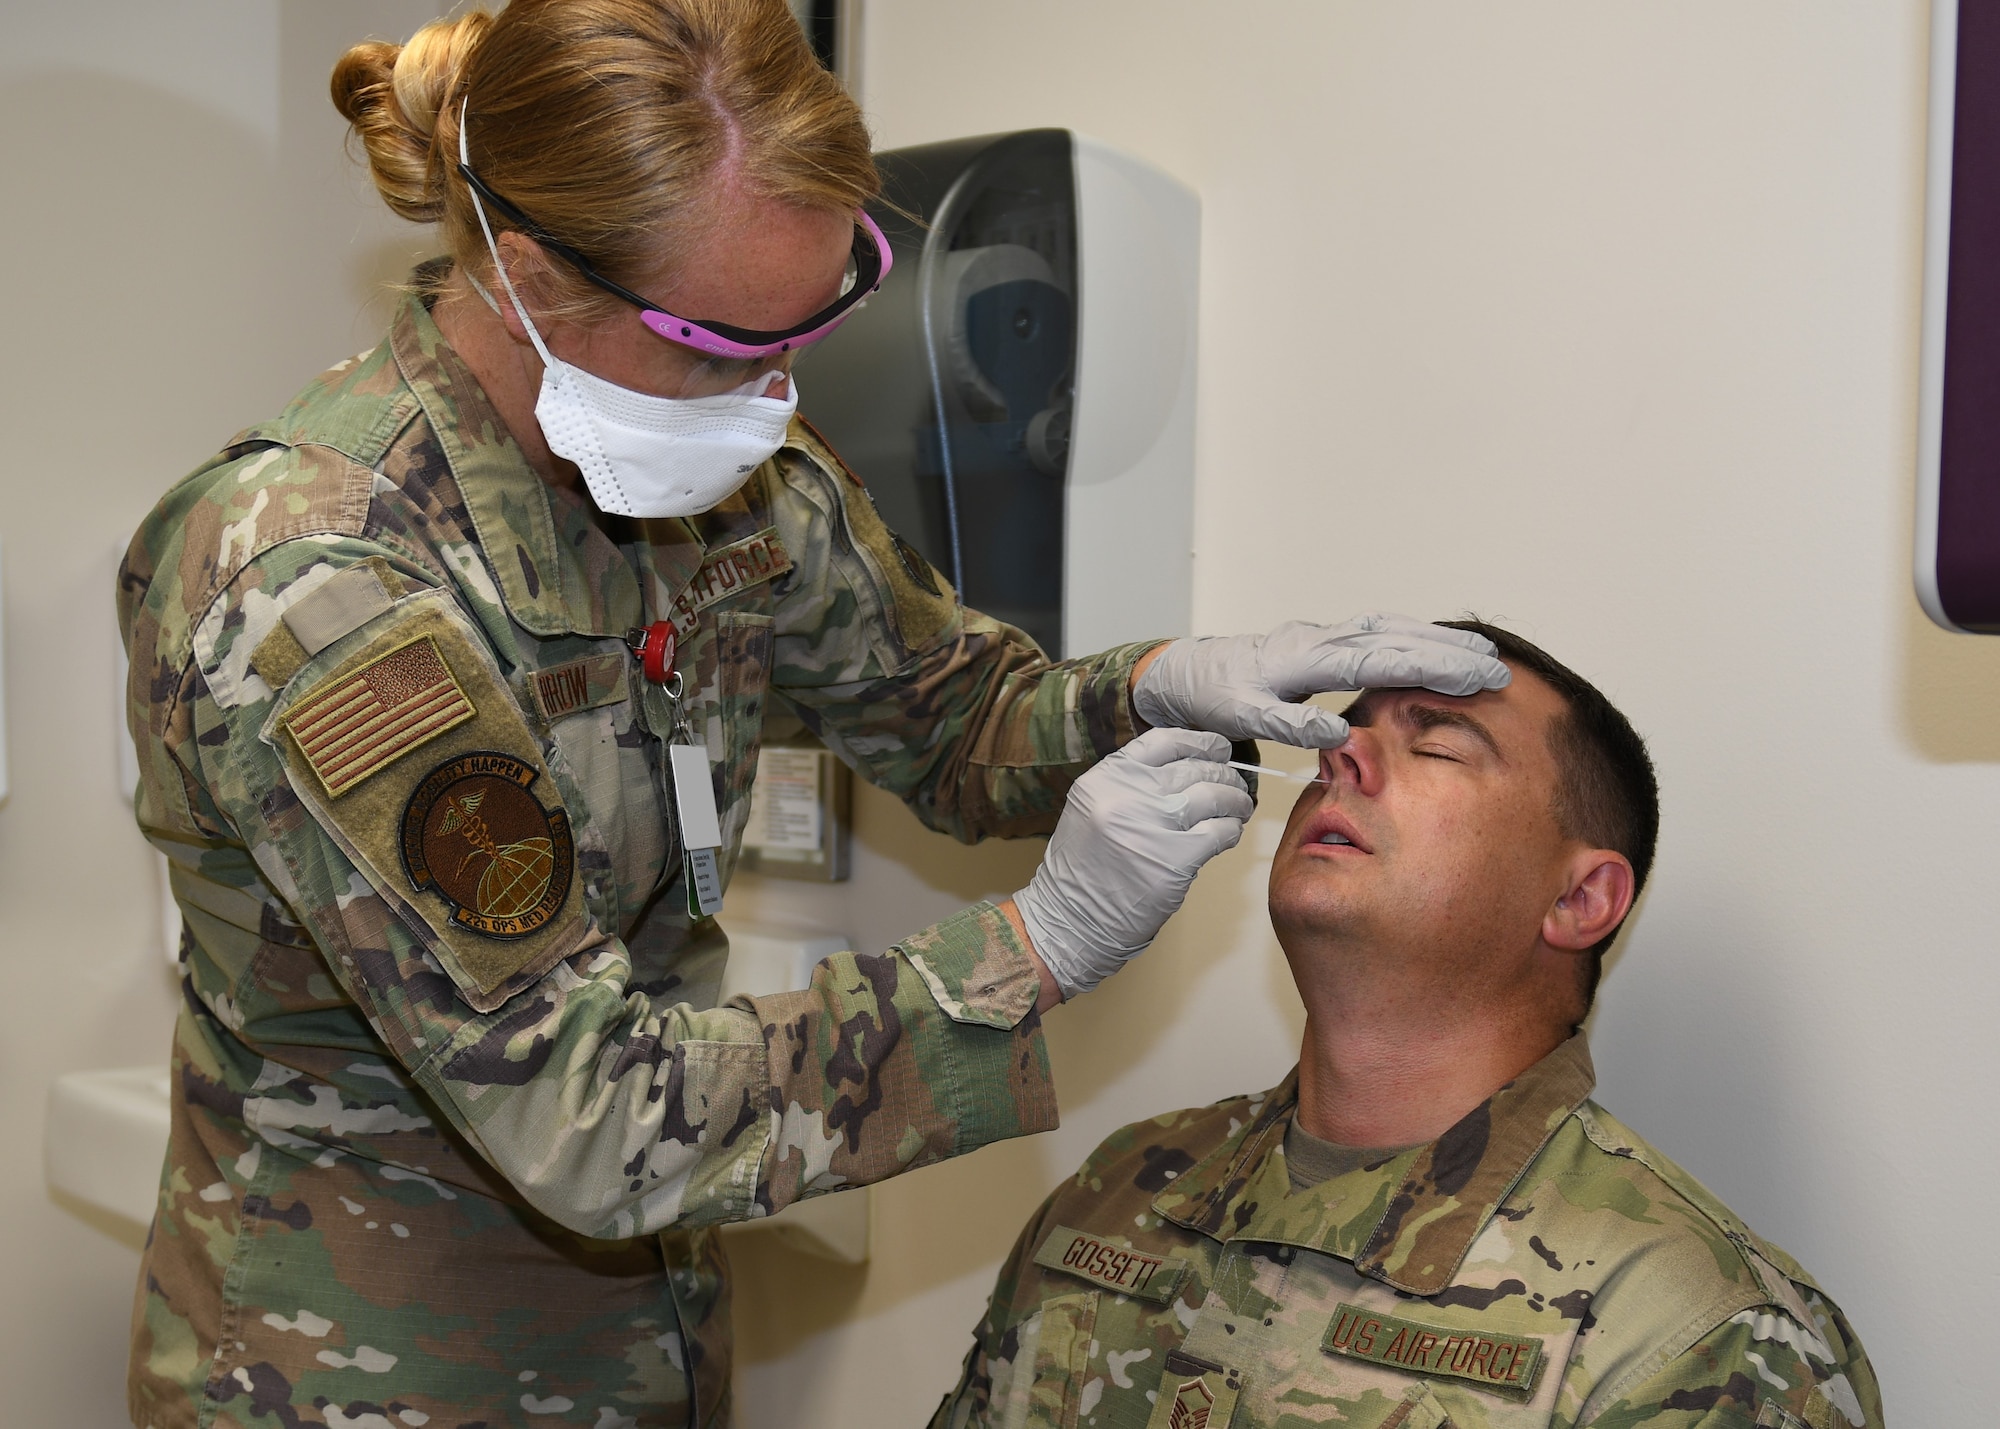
top-left (1013, 728), bottom-right (1255, 1000)
top-left (1132, 614), bottom-right (1511, 749)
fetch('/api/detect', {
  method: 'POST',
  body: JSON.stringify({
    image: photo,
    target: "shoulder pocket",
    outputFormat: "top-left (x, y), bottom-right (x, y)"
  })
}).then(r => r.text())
top-left (259, 587), bottom-right (591, 1012)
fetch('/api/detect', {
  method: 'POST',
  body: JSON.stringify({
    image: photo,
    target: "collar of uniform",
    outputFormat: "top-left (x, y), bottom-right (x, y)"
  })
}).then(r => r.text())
top-left (1151, 1071), bottom-right (1300, 1241)
top-left (1158, 1035), bottom-right (1598, 1298)
top-left (387, 270), bottom-right (690, 639)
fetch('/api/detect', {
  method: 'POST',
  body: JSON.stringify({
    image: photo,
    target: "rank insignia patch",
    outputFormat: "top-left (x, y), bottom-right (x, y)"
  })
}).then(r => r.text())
top-left (1143, 1352), bottom-right (1242, 1429)
top-left (1169, 1378), bottom-right (1215, 1429)
top-left (283, 635), bottom-right (474, 796)
top-left (401, 752), bottom-right (573, 938)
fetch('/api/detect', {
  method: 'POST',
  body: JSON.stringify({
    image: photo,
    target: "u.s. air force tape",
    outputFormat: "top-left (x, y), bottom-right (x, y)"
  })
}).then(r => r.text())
top-left (1033, 1226), bottom-right (1189, 1304)
top-left (1322, 1301), bottom-right (1544, 1396)
top-left (665, 528), bottom-right (793, 637)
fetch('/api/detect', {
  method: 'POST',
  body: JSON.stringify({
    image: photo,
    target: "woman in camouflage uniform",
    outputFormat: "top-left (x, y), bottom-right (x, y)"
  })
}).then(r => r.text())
top-left (117, 3), bottom-right (1505, 1424)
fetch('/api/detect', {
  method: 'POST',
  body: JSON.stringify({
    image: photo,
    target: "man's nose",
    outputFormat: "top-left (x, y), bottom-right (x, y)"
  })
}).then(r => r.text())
top-left (1323, 726), bottom-right (1386, 797)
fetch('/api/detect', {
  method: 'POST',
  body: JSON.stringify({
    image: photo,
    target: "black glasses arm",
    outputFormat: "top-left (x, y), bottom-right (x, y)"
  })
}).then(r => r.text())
top-left (456, 161), bottom-right (661, 314)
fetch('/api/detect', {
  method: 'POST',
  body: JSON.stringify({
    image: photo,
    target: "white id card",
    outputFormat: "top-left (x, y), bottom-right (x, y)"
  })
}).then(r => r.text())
top-left (670, 743), bottom-right (725, 917)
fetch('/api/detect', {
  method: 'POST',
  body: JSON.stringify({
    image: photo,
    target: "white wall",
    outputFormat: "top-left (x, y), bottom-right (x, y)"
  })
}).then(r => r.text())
top-left (5, 3), bottom-right (1975, 1427)
top-left (732, 2), bottom-right (1972, 1425)
top-left (0, 4), bottom-right (441, 1424)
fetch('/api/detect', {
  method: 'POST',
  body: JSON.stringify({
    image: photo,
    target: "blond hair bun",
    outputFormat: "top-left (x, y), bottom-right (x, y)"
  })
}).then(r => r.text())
top-left (330, 11), bottom-right (495, 224)
top-left (329, 0), bottom-right (878, 326)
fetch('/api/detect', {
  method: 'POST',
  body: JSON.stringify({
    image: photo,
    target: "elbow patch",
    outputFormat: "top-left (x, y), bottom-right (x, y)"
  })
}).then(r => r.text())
top-left (256, 584), bottom-right (592, 1013)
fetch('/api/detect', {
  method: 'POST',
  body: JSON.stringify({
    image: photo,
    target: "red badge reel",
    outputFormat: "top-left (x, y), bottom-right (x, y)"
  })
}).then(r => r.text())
top-left (626, 622), bottom-right (678, 685)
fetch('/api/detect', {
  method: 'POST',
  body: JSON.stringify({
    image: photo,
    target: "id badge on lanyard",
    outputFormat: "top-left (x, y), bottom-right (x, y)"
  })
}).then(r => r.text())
top-left (664, 674), bottom-right (726, 918)
top-left (630, 622), bottom-right (725, 918)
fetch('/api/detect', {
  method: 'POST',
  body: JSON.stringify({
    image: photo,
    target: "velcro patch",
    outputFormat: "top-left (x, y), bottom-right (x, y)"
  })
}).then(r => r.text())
top-left (1034, 1226), bottom-right (1188, 1303)
top-left (402, 752), bottom-right (572, 938)
top-left (529, 653), bottom-right (628, 723)
top-left (283, 635), bottom-right (474, 797)
top-left (268, 596), bottom-right (588, 1012)
top-left (1323, 1302), bottom-right (1542, 1395)
top-left (667, 529), bottom-right (792, 636)
top-left (283, 561), bottom-right (397, 655)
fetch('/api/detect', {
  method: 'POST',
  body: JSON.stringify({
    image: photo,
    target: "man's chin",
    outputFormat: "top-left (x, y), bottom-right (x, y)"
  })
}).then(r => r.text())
top-left (1267, 871), bottom-right (1362, 943)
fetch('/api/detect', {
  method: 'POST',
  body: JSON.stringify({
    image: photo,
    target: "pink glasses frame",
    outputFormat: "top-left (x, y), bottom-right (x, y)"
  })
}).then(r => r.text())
top-left (633, 210), bottom-right (896, 360)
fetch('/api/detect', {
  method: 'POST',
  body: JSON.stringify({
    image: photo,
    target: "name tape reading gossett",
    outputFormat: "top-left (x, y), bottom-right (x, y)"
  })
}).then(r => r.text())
top-left (668, 529), bottom-right (793, 636)
top-left (1034, 1226), bottom-right (1189, 1304)
top-left (1323, 1302), bottom-right (1543, 1394)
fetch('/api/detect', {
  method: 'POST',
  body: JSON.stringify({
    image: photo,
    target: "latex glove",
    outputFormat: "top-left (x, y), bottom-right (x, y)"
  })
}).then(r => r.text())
top-left (1133, 614), bottom-right (1510, 748)
top-left (1014, 728), bottom-right (1254, 999)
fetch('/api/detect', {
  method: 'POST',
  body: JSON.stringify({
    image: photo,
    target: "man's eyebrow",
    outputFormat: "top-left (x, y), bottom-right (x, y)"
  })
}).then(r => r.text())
top-left (1396, 700), bottom-right (1504, 759)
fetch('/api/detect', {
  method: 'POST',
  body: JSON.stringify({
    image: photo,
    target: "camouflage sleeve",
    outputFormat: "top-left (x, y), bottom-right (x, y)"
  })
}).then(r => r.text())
top-left (172, 538), bottom-right (1056, 1239)
top-left (767, 433), bottom-right (1158, 843)
top-left (1576, 1288), bottom-right (1882, 1429)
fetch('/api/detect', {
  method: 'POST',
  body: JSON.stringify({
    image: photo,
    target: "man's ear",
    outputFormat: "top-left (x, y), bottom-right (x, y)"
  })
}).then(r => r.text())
top-left (1542, 849), bottom-right (1635, 952)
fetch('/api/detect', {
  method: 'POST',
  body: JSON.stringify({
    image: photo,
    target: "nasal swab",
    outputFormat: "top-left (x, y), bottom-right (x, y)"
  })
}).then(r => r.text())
top-left (1226, 760), bottom-right (1330, 785)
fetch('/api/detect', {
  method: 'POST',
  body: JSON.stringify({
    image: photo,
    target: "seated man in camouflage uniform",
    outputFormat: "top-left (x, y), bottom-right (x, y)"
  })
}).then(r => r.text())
top-left (933, 621), bottom-right (1881, 1429)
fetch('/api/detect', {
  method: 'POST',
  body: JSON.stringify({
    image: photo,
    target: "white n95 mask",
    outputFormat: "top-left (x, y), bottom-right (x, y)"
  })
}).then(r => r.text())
top-left (461, 131), bottom-right (796, 518)
top-left (530, 357), bottom-right (797, 519)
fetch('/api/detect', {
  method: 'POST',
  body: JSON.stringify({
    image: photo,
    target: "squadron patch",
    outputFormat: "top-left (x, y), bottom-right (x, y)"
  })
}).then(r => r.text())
top-left (400, 752), bottom-right (573, 938)
top-left (283, 635), bottom-right (474, 797)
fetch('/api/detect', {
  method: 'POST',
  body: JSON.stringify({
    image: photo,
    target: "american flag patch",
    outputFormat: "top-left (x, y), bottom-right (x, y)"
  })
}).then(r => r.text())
top-left (284, 636), bottom-right (475, 797)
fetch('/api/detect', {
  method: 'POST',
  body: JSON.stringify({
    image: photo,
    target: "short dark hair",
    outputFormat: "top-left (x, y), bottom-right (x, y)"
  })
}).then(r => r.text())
top-left (1437, 620), bottom-right (1659, 1014)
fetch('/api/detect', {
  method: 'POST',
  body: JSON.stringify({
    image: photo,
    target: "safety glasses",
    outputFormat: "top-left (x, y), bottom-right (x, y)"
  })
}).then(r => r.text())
top-left (455, 160), bottom-right (892, 360)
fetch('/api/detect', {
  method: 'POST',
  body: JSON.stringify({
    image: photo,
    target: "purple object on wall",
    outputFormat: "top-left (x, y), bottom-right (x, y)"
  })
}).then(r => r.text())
top-left (1921, 0), bottom-right (2000, 631)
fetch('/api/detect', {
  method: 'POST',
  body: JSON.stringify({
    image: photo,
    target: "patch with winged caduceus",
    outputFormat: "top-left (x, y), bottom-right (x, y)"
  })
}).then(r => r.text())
top-left (401, 752), bottom-right (573, 938)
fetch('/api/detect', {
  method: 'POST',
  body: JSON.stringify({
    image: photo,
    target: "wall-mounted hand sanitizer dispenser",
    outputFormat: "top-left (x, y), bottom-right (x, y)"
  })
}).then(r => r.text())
top-left (794, 130), bottom-right (1199, 656)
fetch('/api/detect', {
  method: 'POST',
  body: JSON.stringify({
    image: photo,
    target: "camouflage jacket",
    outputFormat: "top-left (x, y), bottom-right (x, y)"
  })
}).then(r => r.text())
top-left (933, 1035), bottom-right (1882, 1429)
top-left (118, 274), bottom-right (1152, 1429)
